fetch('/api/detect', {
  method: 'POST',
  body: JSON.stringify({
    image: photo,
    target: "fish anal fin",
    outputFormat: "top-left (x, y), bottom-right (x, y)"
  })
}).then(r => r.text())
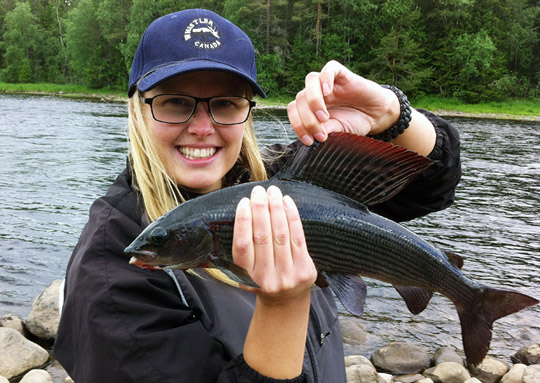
top-left (445, 251), bottom-right (464, 269)
top-left (324, 272), bottom-right (367, 317)
top-left (458, 286), bottom-right (538, 366)
top-left (393, 285), bottom-right (433, 315)
top-left (277, 133), bottom-right (434, 206)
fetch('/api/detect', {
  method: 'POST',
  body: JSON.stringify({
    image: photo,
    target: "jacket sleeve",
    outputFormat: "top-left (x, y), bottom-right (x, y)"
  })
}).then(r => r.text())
top-left (370, 109), bottom-right (461, 221)
top-left (53, 182), bottom-right (306, 383)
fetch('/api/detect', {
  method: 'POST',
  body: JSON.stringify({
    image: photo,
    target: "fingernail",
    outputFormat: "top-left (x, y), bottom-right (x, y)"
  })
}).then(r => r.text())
top-left (314, 131), bottom-right (327, 142)
top-left (267, 185), bottom-right (282, 198)
top-left (301, 134), bottom-right (314, 146)
top-left (251, 185), bottom-right (266, 199)
top-left (322, 82), bottom-right (331, 96)
top-left (316, 110), bottom-right (328, 122)
top-left (237, 197), bottom-right (250, 209)
top-left (283, 195), bottom-right (295, 208)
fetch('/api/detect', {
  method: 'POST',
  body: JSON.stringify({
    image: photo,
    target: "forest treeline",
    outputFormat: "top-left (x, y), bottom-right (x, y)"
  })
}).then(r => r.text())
top-left (1, 0), bottom-right (539, 102)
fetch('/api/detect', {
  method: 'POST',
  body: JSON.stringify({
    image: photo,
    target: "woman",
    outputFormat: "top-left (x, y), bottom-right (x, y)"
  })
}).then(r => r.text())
top-left (53, 8), bottom-right (461, 383)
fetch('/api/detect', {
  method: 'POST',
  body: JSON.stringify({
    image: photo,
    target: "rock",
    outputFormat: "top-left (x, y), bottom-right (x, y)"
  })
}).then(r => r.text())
top-left (26, 279), bottom-right (62, 340)
top-left (469, 355), bottom-right (510, 383)
top-left (19, 369), bottom-right (53, 383)
top-left (341, 317), bottom-right (367, 355)
top-left (432, 347), bottom-right (465, 366)
top-left (0, 376), bottom-right (9, 383)
top-left (346, 363), bottom-right (385, 383)
top-left (394, 373), bottom-right (426, 382)
top-left (345, 355), bottom-right (373, 368)
top-left (345, 354), bottom-right (383, 383)
top-left (464, 378), bottom-right (482, 383)
top-left (523, 365), bottom-right (540, 383)
top-left (379, 373), bottom-right (393, 383)
top-left (501, 364), bottom-right (527, 383)
top-left (0, 328), bottom-right (49, 379)
top-left (417, 379), bottom-right (434, 383)
top-left (512, 343), bottom-right (540, 366)
top-left (371, 342), bottom-right (431, 375)
top-left (423, 362), bottom-right (471, 383)
top-left (0, 314), bottom-right (26, 335)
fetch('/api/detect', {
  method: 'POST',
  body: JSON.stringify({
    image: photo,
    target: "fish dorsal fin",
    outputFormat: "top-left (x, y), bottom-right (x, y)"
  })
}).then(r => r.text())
top-left (278, 133), bottom-right (434, 206)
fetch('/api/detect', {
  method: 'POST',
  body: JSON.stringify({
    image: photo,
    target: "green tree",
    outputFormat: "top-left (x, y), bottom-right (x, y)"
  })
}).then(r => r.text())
top-left (124, 0), bottom-right (160, 73)
top-left (1, 2), bottom-right (41, 83)
top-left (65, 0), bottom-right (111, 87)
top-left (448, 30), bottom-right (496, 100)
top-left (365, 0), bottom-right (431, 95)
top-left (31, 0), bottom-right (67, 82)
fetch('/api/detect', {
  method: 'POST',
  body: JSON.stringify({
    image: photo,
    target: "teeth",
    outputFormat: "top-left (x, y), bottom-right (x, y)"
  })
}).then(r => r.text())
top-left (180, 147), bottom-right (217, 160)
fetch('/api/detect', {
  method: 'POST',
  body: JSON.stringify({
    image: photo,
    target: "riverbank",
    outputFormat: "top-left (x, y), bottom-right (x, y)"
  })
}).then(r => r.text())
top-left (1, 280), bottom-right (539, 383)
top-left (1, 83), bottom-right (539, 122)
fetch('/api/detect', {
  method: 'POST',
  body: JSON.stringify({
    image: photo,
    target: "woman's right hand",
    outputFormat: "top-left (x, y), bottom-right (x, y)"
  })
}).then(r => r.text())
top-left (233, 184), bottom-right (316, 303)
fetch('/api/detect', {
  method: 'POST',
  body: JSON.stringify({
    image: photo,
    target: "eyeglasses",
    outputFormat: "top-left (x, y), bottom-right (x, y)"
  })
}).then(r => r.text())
top-left (143, 94), bottom-right (256, 125)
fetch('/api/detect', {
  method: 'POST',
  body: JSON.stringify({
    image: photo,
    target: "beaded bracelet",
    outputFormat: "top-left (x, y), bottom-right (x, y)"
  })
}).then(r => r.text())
top-left (368, 85), bottom-right (412, 142)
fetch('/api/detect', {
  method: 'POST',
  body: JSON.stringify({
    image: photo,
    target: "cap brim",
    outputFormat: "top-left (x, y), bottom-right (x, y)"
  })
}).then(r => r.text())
top-left (132, 60), bottom-right (266, 98)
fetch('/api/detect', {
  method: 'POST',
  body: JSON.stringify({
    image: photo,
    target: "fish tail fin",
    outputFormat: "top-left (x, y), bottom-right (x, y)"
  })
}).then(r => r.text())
top-left (457, 287), bottom-right (538, 366)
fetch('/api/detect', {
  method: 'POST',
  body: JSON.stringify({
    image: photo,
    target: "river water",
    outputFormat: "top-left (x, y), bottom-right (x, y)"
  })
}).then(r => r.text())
top-left (1, 94), bottom-right (538, 361)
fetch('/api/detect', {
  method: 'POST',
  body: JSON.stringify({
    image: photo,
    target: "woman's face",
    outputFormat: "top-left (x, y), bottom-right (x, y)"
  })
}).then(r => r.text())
top-left (143, 71), bottom-right (247, 194)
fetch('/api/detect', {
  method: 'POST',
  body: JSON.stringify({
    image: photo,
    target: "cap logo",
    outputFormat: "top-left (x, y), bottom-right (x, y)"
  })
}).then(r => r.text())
top-left (184, 17), bottom-right (222, 50)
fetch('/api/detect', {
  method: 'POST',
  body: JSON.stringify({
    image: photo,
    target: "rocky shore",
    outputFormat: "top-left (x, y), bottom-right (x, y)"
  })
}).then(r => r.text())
top-left (1, 280), bottom-right (538, 383)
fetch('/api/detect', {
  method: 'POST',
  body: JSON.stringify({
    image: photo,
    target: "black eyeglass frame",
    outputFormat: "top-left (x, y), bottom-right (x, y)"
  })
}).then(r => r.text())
top-left (143, 94), bottom-right (256, 125)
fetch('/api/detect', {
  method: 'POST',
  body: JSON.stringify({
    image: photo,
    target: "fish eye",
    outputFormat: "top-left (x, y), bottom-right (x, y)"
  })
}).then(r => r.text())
top-left (149, 227), bottom-right (168, 245)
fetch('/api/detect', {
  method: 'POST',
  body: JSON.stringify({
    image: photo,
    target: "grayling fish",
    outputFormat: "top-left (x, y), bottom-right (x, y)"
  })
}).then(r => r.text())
top-left (125, 133), bottom-right (538, 366)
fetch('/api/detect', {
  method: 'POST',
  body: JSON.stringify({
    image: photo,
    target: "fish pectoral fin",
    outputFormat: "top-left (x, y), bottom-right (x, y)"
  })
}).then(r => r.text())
top-left (314, 272), bottom-right (329, 288)
top-left (393, 285), bottom-right (433, 315)
top-left (324, 272), bottom-right (367, 317)
top-left (209, 259), bottom-right (259, 288)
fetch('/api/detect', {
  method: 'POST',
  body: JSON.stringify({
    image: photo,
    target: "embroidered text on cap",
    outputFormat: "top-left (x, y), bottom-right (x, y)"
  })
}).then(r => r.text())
top-left (184, 18), bottom-right (222, 50)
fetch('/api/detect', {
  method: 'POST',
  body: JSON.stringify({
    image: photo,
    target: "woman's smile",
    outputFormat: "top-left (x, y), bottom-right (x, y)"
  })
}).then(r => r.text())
top-left (178, 146), bottom-right (219, 161)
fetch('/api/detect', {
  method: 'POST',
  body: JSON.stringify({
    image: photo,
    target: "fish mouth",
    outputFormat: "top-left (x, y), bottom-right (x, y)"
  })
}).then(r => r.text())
top-left (178, 146), bottom-right (218, 160)
top-left (129, 257), bottom-right (160, 270)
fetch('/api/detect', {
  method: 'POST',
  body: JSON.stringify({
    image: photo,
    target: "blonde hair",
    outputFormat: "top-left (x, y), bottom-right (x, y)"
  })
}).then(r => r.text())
top-left (127, 88), bottom-right (268, 285)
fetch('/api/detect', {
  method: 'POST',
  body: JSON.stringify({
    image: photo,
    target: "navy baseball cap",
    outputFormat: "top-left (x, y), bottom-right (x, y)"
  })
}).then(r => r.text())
top-left (128, 9), bottom-right (266, 98)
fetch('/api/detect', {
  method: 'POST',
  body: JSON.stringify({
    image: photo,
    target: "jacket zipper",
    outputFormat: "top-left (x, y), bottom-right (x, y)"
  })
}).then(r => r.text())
top-left (309, 306), bottom-right (332, 346)
top-left (307, 305), bottom-right (333, 383)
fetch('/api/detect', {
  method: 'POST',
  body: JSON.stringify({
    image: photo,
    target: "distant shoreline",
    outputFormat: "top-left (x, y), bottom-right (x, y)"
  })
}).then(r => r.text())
top-left (2, 89), bottom-right (540, 122)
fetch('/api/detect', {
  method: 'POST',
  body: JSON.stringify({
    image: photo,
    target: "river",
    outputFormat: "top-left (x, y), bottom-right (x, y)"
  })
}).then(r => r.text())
top-left (0, 94), bottom-right (538, 361)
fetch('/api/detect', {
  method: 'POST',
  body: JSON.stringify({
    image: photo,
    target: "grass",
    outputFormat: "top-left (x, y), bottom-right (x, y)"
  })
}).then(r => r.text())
top-left (0, 82), bottom-right (125, 101)
top-left (413, 95), bottom-right (540, 119)
top-left (1, 82), bottom-right (539, 119)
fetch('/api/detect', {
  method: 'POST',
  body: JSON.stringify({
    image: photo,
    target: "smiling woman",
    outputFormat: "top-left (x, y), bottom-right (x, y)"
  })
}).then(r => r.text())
top-left (52, 7), bottom-right (462, 383)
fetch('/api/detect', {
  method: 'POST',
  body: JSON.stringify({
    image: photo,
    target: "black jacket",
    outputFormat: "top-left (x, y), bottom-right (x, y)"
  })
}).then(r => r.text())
top-left (53, 110), bottom-right (461, 383)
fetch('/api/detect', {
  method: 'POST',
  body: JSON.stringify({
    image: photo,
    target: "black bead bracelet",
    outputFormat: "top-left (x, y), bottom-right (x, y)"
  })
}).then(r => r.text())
top-left (368, 85), bottom-right (412, 142)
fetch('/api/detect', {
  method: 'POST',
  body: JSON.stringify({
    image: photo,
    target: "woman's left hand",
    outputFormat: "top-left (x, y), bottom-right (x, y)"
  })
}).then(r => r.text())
top-left (287, 60), bottom-right (401, 146)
